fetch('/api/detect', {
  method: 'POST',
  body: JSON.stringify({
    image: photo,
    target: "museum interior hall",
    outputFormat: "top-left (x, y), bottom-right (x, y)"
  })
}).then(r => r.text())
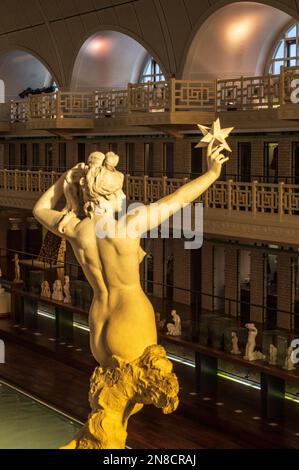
top-left (2, 0), bottom-right (299, 450)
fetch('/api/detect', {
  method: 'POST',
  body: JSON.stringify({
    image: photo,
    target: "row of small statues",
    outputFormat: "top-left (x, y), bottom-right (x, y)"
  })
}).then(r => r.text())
top-left (157, 313), bottom-right (296, 372)
top-left (41, 276), bottom-right (72, 304)
top-left (230, 323), bottom-right (296, 371)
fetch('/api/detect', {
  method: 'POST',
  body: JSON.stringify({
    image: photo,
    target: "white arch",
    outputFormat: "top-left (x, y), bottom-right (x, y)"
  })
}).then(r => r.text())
top-left (183, 2), bottom-right (293, 80)
top-left (0, 50), bottom-right (54, 101)
top-left (71, 30), bottom-right (151, 90)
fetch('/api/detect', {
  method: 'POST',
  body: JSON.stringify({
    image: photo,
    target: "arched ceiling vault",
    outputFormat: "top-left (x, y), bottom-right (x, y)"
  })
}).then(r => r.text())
top-left (183, 2), bottom-right (293, 80)
top-left (0, 0), bottom-right (297, 87)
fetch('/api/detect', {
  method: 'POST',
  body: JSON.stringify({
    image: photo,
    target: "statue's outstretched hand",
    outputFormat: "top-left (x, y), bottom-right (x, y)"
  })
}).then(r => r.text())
top-left (207, 143), bottom-right (229, 179)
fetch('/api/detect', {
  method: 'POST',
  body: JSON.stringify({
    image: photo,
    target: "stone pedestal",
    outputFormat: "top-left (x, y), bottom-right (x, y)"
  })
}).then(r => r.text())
top-left (61, 345), bottom-right (179, 449)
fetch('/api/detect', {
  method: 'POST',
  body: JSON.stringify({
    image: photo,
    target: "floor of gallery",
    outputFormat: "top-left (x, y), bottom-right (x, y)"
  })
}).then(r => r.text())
top-left (1, 324), bottom-right (299, 449)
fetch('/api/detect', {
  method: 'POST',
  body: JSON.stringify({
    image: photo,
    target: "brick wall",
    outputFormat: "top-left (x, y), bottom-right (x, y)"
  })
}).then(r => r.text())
top-left (224, 246), bottom-right (239, 316)
top-left (66, 142), bottom-right (77, 168)
top-left (277, 254), bottom-right (293, 330)
top-left (251, 140), bottom-right (264, 178)
top-left (173, 239), bottom-right (191, 305)
top-left (250, 251), bottom-right (266, 323)
top-left (201, 242), bottom-right (214, 311)
top-left (134, 142), bottom-right (145, 175)
top-left (117, 142), bottom-right (127, 173)
top-left (174, 140), bottom-right (191, 177)
top-left (153, 238), bottom-right (164, 298)
top-left (153, 142), bottom-right (164, 176)
top-left (226, 138), bottom-right (238, 178)
top-left (278, 139), bottom-right (292, 181)
top-left (52, 143), bottom-right (59, 169)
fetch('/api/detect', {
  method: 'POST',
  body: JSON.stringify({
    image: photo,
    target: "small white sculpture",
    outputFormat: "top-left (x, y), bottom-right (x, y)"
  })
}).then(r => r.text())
top-left (244, 323), bottom-right (265, 361)
top-left (166, 310), bottom-right (181, 337)
top-left (230, 331), bottom-right (241, 355)
top-left (52, 280), bottom-right (64, 302)
top-left (269, 344), bottom-right (278, 366)
top-left (41, 281), bottom-right (51, 299)
top-left (63, 275), bottom-right (72, 304)
top-left (12, 254), bottom-right (21, 283)
top-left (284, 346), bottom-right (296, 371)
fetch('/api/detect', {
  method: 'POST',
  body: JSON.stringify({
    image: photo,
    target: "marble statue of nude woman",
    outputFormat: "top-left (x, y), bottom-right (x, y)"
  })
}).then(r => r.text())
top-left (33, 133), bottom-right (229, 449)
top-left (33, 145), bottom-right (228, 367)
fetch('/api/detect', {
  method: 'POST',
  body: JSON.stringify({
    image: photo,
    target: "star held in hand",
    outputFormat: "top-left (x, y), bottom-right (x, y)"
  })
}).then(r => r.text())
top-left (195, 118), bottom-right (234, 152)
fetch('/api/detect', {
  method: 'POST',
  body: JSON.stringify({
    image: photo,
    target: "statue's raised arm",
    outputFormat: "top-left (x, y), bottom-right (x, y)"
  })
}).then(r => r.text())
top-left (122, 118), bottom-right (233, 236)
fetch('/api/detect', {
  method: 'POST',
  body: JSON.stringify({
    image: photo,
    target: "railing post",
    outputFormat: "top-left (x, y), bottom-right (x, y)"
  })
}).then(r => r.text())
top-left (56, 90), bottom-right (61, 119)
top-left (240, 76), bottom-right (244, 110)
top-left (228, 179), bottom-right (233, 211)
top-left (14, 171), bottom-right (18, 191)
top-left (169, 78), bottom-right (176, 113)
top-left (144, 175), bottom-right (149, 203)
top-left (26, 170), bottom-right (30, 191)
top-left (3, 170), bottom-right (7, 190)
top-left (127, 84), bottom-right (132, 113)
top-left (278, 181), bottom-right (285, 216)
top-left (252, 180), bottom-right (258, 215)
top-left (38, 170), bottom-right (42, 193)
top-left (126, 174), bottom-right (130, 198)
top-left (205, 188), bottom-right (210, 208)
top-left (280, 65), bottom-right (285, 106)
top-left (268, 74), bottom-right (272, 108)
top-left (215, 79), bottom-right (218, 113)
top-left (162, 176), bottom-right (168, 196)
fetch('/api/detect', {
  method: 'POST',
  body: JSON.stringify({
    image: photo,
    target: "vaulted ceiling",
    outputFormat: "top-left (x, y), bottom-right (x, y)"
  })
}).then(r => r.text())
top-left (0, 0), bottom-right (297, 88)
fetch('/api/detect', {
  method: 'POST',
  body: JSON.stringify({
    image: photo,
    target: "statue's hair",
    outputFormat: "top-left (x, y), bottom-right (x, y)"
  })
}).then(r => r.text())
top-left (81, 152), bottom-right (124, 216)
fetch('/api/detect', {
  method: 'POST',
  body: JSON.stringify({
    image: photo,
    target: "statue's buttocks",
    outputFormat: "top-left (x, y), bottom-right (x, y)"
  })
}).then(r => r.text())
top-left (66, 217), bottom-right (157, 367)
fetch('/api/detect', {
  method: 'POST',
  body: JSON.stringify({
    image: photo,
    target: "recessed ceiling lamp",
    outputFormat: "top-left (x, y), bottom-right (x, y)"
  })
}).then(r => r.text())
top-left (226, 18), bottom-right (253, 42)
top-left (87, 37), bottom-right (109, 55)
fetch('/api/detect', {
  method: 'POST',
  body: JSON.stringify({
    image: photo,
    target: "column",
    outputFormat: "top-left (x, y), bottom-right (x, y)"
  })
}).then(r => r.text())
top-left (277, 254), bottom-right (293, 330)
top-left (153, 141), bottom-right (164, 176)
top-left (153, 238), bottom-right (164, 299)
top-left (173, 239), bottom-right (191, 305)
top-left (251, 140), bottom-right (264, 179)
top-left (174, 140), bottom-right (191, 177)
top-left (224, 246), bottom-right (239, 317)
top-left (201, 242), bottom-right (214, 311)
top-left (250, 251), bottom-right (266, 323)
top-left (278, 139), bottom-right (292, 181)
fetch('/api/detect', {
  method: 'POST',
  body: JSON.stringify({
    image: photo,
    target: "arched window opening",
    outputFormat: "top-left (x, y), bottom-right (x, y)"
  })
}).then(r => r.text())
top-left (269, 22), bottom-right (299, 74)
top-left (141, 57), bottom-right (165, 83)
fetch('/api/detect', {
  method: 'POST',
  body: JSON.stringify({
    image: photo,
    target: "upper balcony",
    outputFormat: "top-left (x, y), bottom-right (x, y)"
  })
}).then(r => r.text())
top-left (2, 65), bottom-right (299, 136)
top-left (1, 170), bottom-right (299, 246)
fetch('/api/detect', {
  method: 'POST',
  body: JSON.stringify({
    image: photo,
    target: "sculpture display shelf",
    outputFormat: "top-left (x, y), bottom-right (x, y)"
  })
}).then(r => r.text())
top-left (160, 329), bottom-right (299, 422)
top-left (32, 120), bottom-right (231, 449)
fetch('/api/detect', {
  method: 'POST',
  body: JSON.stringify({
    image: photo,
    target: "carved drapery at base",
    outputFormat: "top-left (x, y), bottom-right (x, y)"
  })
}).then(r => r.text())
top-left (62, 345), bottom-right (179, 449)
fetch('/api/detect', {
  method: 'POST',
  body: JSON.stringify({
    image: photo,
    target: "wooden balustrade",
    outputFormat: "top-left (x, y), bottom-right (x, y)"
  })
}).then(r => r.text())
top-left (3, 65), bottom-right (299, 123)
top-left (0, 170), bottom-right (60, 192)
top-left (1, 170), bottom-right (299, 217)
top-left (95, 88), bottom-right (128, 118)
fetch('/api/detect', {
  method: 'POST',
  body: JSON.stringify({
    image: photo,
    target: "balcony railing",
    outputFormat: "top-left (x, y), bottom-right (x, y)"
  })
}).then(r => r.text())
top-left (0, 170), bottom-right (60, 192)
top-left (4, 65), bottom-right (299, 124)
top-left (1, 170), bottom-right (299, 217)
